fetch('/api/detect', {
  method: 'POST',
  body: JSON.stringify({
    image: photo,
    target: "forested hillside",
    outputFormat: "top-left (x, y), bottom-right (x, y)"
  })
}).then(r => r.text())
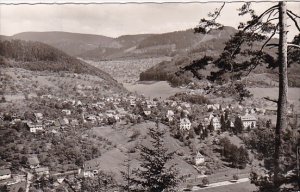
top-left (11, 31), bottom-right (116, 56)
top-left (0, 39), bottom-right (121, 86)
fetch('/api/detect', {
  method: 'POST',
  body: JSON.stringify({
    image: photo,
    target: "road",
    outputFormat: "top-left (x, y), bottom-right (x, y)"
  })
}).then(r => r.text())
top-left (181, 178), bottom-right (257, 192)
top-left (25, 172), bottom-right (33, 192)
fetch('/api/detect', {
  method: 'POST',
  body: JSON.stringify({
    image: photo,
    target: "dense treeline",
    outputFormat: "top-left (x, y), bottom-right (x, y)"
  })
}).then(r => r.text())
top-left (137, 29), bottom-right (200, 50)
top-left (140, 69), bottom-right (191, 86)
top-left (0, 39), bottom-right (117, 84)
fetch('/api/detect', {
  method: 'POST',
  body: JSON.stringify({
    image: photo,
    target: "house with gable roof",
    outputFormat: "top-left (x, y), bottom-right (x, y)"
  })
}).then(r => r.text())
top-left (240, 113), bottom-right (257, 129)
top-left (195, 151), bottom-right (205, 166)
top-left (28, 156), bottom-right (40, 169)
top-left (81, 159), bottom-right (101, 177)
top-left (179, 117), bottom-right (191, 131)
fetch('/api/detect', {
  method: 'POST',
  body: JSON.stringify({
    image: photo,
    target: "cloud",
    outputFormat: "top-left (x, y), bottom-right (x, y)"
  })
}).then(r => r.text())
top-left (0, 2), bottom-right (299, 40)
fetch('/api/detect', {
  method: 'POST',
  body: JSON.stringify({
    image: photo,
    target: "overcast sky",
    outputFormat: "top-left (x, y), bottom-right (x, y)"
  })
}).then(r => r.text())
top-left (0, 2), bottom-right (299, 39)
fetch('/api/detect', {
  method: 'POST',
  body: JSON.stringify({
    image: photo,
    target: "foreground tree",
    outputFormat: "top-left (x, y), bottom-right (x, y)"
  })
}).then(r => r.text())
top-left (81, 171), bottom-right (117, 192)
top-left (194, 1), bottom-right (300, 191)
top-left (129, 123), bottom-right (180, 192)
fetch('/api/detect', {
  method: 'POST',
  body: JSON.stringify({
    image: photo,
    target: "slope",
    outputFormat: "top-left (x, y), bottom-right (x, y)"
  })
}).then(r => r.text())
top-left (140, 27), bottom-right (300, 87)
top-left (0, 39), bottom-right (124, 91)
top-left (78, 27), bottom-right (237, 60)
top-left (11, 31), bottom-right (117, 56)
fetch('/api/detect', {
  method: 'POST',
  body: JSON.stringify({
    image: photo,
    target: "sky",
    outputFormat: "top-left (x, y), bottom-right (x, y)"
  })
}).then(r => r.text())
top-left (0, 1), bottom-right (299, 39)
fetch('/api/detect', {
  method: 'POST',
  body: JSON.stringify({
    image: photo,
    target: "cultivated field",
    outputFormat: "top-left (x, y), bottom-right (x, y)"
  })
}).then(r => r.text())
top-left (124, 81), bottom-right (187, 99)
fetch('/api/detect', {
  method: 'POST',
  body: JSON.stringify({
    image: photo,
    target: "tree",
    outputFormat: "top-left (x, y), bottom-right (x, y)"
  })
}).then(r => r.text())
top-left (207, 119), bottom-right (214, 132)
top-left (202, 177), bottom-right (209, 186)
top-left (18, 187), bottom-right (25, 192)
top-left (130, 124), bottom-right (180, 192)
top-left (237, 146), bottom-right (249, 169)
top-left (220, 114), bottom-right (226, 132)
top-left (81, 171), bottom-right (117, 192)
top-left (0, 185), bottom-right (9, 192)
top-left (234, 82), bottom-right (253, 103)
top-left (233, 174), bottom-right (239, 181)
top-left (194, 2), bottom-right (300, 190)
top-left (234, 116), bottom-right (244, 134)
top-left (120, 151), bottom-right (134, 192)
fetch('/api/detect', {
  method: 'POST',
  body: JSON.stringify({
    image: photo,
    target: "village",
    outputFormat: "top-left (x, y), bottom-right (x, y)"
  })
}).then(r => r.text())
top-left (1, 83), bottom-right (295, 192)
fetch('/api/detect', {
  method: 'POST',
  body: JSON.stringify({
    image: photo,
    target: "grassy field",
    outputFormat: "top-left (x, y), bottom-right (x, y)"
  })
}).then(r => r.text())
top-left (124, 81), bottom-right (187, 99)
top-left (89, 121), bottom-right (198, 182)
top-left (249, 87), bottom-right (300, 102)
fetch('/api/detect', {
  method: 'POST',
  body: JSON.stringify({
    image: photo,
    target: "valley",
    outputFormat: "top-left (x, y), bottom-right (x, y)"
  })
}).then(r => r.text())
top-left (0, 20), bottom-right (299, 192)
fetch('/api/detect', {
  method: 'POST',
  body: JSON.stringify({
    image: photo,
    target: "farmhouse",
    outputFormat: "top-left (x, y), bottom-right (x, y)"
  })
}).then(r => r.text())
top-left (81, 159), bottom-right (101, 177)
top-left (35, 167), bottom-right (50, 177)
top-left (62, 109), bottom-right (71, 116)
top-left (240, 113), bottom-right (257, 128)
top-left (26, 122), bottom-right (44, 133)
top-left (211, 117), bottom-right (221, 130)
top-left (28, 156), bottom-right (40, 169)
top-left (195, 152), bottom-right (205, 166)
top-left (180, 118), bottom-right (191, 131)
top-left (166, 110), bottom-right (175, 122)
top-left (0, 169), bottom-right (11, 180)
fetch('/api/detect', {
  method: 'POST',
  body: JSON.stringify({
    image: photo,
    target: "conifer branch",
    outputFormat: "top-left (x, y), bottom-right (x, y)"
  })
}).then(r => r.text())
top-left (287, 10), bottom-right (300, 18)
top-left (263, 97), bottom-right (278, 103)
top-left (261, 24), bottom-right (279, 52)
top-left (243, 5), bottom-right (279, 32)
top-left (287, 43), bottom-right (300, 49)
top-left (287, 12), bottom-right (300, 31)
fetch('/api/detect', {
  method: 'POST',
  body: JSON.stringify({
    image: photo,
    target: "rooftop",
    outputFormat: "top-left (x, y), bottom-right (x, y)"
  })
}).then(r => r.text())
top-left (0, 169), bottom-right (11, 176)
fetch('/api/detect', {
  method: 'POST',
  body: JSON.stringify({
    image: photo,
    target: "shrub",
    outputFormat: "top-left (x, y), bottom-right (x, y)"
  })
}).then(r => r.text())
top-left (202, 177), bottom-right (209, 186)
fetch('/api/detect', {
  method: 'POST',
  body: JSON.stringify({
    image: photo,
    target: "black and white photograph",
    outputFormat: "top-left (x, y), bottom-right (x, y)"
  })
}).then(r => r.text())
top-left (0, 0), bottom-right (299, 191)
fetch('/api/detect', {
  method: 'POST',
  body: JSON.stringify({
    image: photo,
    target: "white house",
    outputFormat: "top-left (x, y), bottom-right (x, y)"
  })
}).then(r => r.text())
top-left (166, 110), bottom-right (175, 122)
top-left (82, 159), bottom-right (101, 177)
top-left (195, 152), bottom-right (205, 166)
top-left (180, 118), bottom-right (191, 131)
top-left (34, 113), bottom-right (43, 122)
top-left (26, 122), bottom-right (44, 133)
top-left (211, 117), bottom-right (221, 130)
top-left (0, 169), bottom-right (11, 180)
top-left (144, 110), bottom-right (151, 116)
top-left (146, 100), bottom-right (157, 108)
top-left (240, 113), bottom-right (257, 129)
top-left (62, 109), bottom-right (71, 116)
top-left (130, 99), bottom-right (136, 107)
top-left (35, 167), bottom-right (50, 177)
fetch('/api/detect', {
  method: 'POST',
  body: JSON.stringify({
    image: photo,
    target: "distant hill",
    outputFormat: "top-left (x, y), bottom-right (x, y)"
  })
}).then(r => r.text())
top-left (7, 27), bottom-right (237, 60)
top-left (78, 27), bottom-right (237, 60)
top-left (0, 35), bottom-right (10, 41)
top-left (0, 39), bottom-right (124, 90)
top-left (10, 31), bottom-right (117, 56)
top-left (140, 27), bottom-right (300, 87)
top-left (139, 27), bottom-right (237, 86)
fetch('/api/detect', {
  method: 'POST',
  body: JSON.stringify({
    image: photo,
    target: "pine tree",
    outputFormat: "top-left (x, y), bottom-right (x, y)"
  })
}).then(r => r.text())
top-left (193, 2), bottom-right (300, 190)
top-left (120, 151), bottom-right (134, 192)
top-left (220, 114), bottom-right (226, 132)
top-left (234, 116), bottom-right (244, 134)
top-left (130, 124), bottom-right (180, 192)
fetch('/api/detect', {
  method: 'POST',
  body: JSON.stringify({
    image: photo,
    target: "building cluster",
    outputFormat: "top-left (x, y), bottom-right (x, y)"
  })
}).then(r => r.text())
top-left (2, 90), bottom-right (296, 191)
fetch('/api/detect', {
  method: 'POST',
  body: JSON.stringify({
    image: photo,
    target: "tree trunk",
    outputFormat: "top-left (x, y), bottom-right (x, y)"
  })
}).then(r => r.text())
top-left (273, 1), bottom-right (288, 191)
